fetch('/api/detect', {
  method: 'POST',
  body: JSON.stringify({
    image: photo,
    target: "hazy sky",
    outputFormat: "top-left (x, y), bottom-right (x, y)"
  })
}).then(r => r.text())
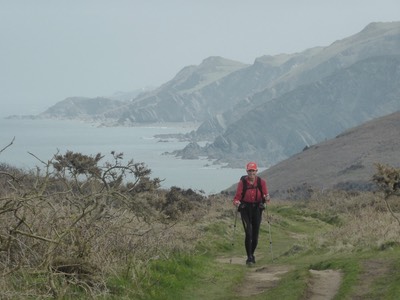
top-left (1, 0), bottom-right (399, 117)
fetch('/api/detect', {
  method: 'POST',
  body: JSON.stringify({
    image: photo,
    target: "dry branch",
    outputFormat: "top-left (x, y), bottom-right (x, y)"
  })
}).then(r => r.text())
top-left (0, 137), bottom-right (15, 155)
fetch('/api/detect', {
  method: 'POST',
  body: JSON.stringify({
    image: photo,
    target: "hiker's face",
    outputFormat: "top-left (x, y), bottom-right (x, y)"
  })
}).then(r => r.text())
top-left (247, 169), bottom-right (257, 179)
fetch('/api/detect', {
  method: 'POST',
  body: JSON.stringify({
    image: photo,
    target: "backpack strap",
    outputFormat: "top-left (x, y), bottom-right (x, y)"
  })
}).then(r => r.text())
top-left (240, 176), bottom-right (263, 201)
top-left (240, 176), bottom-right (247, 200)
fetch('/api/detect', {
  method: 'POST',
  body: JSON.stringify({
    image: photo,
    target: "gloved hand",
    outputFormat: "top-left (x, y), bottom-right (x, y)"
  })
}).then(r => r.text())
top-left (233, 199), bottom-right (240, 207)
top-left (264, 194), bottom-right (271, 203)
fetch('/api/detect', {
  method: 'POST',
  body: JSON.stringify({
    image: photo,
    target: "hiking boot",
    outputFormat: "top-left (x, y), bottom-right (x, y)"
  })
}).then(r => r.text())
top-left (246, 257), bottom-right (253, 265)
top-left (246, 255), bottom-right (255, 265)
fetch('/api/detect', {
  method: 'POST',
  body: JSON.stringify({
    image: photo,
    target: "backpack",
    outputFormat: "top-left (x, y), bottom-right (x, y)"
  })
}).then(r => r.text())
top-left (240, 175), bottom-right (263, 201)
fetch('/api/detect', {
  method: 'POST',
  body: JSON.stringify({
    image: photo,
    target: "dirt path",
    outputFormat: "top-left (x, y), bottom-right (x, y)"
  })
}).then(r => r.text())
top-left (216, 256), bottom-right (292, 297)
top-left (216, 256), bottom-right (343, 298)
top-left (236, 265), bottom-right (292, 297)
top-left (306, 269), bottom-right (343, 300)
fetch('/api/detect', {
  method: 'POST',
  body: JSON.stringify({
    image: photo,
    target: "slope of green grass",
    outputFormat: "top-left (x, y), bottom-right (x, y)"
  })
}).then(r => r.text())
top-left (133, 199), bottom-right (400, 300)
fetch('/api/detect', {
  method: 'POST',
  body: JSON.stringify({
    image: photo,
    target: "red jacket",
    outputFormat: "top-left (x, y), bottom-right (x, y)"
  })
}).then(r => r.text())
top-left (233, 176), bottom-right (268, 203)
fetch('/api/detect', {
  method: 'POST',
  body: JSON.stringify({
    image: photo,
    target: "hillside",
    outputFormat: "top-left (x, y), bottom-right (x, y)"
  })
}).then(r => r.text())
top-left (192, 21), bottom-right (400, 137)
top-left (38, 97), bottom-right (126, 120)
top-left (171, 22), bottom-right (400, 167)
top-left (198, 54), bottom-right (400, 167)
top-left (256, 111), bottom-right (400, 199)
top-left (102, 56), bottom-right (249, 123)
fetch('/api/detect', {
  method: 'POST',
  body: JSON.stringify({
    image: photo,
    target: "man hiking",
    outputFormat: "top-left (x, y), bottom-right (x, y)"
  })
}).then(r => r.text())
top-left (233, 162), bottom-right (270, 264)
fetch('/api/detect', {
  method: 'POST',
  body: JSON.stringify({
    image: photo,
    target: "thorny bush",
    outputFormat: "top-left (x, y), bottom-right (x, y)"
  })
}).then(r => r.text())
top-left (373, 163), bottom-right (400, 225)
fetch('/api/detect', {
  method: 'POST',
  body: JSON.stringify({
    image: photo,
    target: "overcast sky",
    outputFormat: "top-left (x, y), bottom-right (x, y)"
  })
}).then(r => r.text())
top-left (1, 0), bottom-right (399, 117)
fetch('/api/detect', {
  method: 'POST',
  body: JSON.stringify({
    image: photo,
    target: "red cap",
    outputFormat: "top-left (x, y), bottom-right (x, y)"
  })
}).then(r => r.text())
top-left (246, 162), bottom-right (258, 171)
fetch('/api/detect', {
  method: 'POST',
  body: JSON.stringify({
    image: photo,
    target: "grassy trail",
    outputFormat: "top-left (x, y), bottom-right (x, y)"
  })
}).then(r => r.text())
top-left (170, 203), bottom-right (400, 300)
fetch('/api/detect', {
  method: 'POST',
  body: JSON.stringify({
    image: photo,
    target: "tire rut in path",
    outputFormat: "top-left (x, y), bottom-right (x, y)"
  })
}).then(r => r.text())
top-left (217, 256), bottom-right (343, 298)
top-left (216, 256), bottom-right (291, 297)
top-left (236, 265), bottom-right (292, 297)
top-left (351, 259), bottom-right (391, 299)
top-left (306, 269), bottom-right (343, 300)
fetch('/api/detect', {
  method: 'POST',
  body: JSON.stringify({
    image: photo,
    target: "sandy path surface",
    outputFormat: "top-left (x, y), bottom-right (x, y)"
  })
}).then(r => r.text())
top-left (236, 265), bottom-right (292, 297)
top-left (307, 269), bottom-right (343, 300)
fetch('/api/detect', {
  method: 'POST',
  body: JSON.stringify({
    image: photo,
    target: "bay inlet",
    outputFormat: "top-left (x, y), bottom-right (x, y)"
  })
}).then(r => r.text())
top-left (0, 118), bottom-right (244, 194)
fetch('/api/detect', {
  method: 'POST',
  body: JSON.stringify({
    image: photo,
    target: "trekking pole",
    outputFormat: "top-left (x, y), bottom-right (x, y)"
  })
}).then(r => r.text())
top-left (230, 209), bottom-right (239, 264)
top-left (265, 205), bottom-right (274, 262)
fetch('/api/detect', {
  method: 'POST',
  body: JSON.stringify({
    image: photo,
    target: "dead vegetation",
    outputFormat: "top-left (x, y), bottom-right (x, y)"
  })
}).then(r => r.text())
top-left (0, 150), bottom-right (209, 299)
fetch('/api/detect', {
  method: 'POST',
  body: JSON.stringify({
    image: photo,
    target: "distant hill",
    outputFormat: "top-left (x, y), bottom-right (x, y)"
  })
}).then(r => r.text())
top-left (38, 97), bottom-right (126, 121)
top-left (196, 54), bottom-right (400, 168)
top-left (25, 21), bottom-right (400, 169)
top-left (164, 22), bottom-right (400, 167)
top-left (101, 56), bottom-right (248, 123)
top-left (193, 21), bottom-right (400, 137)
top-left (239, 111), bottom-right (400, 199)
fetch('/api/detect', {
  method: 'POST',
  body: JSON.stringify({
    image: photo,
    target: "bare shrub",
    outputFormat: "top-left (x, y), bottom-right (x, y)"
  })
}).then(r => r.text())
top-left (0, 150), bottom-right (207, 298)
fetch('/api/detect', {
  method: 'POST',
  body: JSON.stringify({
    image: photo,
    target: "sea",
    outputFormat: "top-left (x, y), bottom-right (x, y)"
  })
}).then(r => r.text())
top-left (0, 118), bottom-right (244, 195)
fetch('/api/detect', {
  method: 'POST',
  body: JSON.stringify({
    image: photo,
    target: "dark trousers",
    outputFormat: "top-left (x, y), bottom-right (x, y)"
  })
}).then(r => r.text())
top-left (239, 202), bottom-right (263, 258)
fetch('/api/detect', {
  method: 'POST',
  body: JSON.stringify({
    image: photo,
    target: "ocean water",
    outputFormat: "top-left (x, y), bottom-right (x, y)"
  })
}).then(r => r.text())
top-left (0, 118), bottom-right (244, 194)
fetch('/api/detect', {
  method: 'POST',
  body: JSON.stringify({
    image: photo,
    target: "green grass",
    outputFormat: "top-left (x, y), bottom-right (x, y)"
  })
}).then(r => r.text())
top-left (105, 253), bottom-right (209, 300)
top-left (59, 199), bottom-right (399, 299)
top-left (129, 205), bottom-right (325, 300)
top-left (382, 257), bottom-right (400, 299)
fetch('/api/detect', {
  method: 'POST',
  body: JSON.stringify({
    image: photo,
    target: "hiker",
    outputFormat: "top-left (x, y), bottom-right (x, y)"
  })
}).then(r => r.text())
top-left (233, 162), bottom-right (270, 264)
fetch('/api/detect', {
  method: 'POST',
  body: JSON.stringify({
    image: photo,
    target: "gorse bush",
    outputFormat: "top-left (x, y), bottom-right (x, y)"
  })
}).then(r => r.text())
top-left (163, 186), bottom-right (207, 220)
top-left (0, 150), bottom-right (208, 299)
top-left (373, 163), bottom-right (400, 226)
top-left (373, 163), bottom-right (400, 196)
